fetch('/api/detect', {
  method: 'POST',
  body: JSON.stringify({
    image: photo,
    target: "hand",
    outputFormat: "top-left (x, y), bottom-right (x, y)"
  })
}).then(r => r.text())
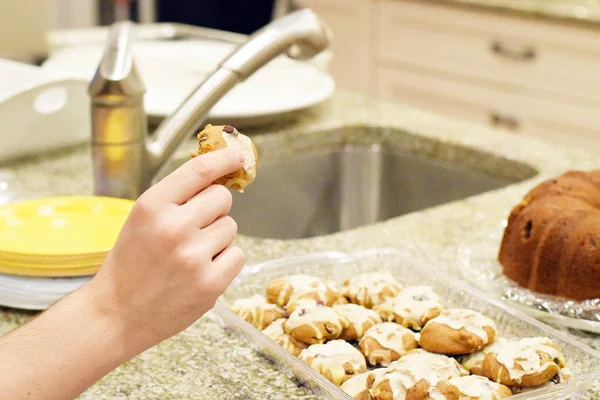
top-left (87, 148), bottom-right (246, 352)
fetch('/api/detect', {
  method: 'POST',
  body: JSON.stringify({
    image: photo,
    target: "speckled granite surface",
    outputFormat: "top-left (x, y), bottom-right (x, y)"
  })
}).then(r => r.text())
top-left (1, 91), bottom-right (600, 398)
top-left (432, 0), bottom-right (600, 26)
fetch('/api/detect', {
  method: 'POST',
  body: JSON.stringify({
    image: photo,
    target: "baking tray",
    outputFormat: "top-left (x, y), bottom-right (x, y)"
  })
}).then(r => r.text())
top-left (214, 248), bottom-right (600, 400)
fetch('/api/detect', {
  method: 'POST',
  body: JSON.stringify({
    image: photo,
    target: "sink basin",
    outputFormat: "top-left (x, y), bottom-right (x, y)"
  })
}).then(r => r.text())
top-left (168, 125), bottom-right (538, 239)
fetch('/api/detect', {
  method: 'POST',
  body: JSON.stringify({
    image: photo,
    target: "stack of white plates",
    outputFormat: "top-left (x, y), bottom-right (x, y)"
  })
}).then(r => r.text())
top-left (0, 274), bottom-right (90, 310)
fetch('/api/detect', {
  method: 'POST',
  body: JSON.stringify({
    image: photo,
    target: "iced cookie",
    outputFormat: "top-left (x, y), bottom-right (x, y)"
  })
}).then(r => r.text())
top-left (192, 124), bottom-right (258, 191)
top-left (262, 318), bottom-right (308, 356)
top-left (419, 308), bottom-right (497, 355)
top-left (231, 294), bottom-right (286, 330)
top-left (358, 322), bottom-right (418, 367)
top-left (333, 303), bottom-right (382, 341)
top-left (266, 274), bottom-right (343, 308)
top-left (284, 303), bottom-right (349, 344)
top-left (369, 362), bottom-right (460, 400)
top-left (391, 349), bottom-right (469, 380)
top-left (461, 338), bottom-right (508, 376)
top-left (342, 272), bottom-right (402, 308)
top-left (447, 375), bottom-right (512, 399)
top-left (374, 286), bottom-right (443, 330)
top-left (299, 340), bottom-right (367, 386)
top-left (341, 369), bottom-right (388, 400)
top-left (512, 367), bottom-right (572, 394)
top-left (482, 337), bottom-right (566, 387)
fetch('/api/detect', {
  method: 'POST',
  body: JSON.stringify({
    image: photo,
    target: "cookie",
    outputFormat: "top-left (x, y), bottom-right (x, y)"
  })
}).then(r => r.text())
top-left (391, 349), bottom-right (469, 380)
top-left (512, 367), bottom-right (572, 394)
top-left (342, 272), bottom-right (402, 308)
top-left (373, 286), bottom-right (443, 330)
top-left (266, 274), bottom-right (343, 308)
top-left (358, 322), bottom-right (418, 367)
top-left (284, 303), bottom-right (349, 344)
top-left (419, 309), bottom-right (497, 355)
top-left (447, 375), bottom-right (512, 399)
top-left (299, 340), bottom-right (367, 386)
top-left (460, 338), bottom-right (508, 376)
top-left (261, 318), bottom-right (308, 356)
top-left (192, 124), bottom-right (258, 192)
top-left (231, 294), bottom-right (286, 330)
top-left (370, 362), bottom-right (460, 400)
top-left (340, 369), bottom-right (387, 400)
top-left (482, 337), bottom-right (566, 387)
top-left (333, 303), bottom-right (382, 341)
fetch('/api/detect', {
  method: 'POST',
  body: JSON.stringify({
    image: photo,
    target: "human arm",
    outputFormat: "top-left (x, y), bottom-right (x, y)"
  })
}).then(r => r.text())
top-left (0, 148), bottom-right (246, 399)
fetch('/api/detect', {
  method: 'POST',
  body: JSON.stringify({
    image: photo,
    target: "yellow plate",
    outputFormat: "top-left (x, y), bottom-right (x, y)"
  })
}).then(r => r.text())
top-left (0, 196), bottom-right (133, 257)
top-left (0, 263), bottom-right (101, 277)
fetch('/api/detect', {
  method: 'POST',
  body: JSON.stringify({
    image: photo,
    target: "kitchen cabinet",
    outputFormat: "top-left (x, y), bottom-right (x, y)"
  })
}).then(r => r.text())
top-left (303, 0), bottom-right (373, 94)
top-left (304, 0), bottom-right (600, 149)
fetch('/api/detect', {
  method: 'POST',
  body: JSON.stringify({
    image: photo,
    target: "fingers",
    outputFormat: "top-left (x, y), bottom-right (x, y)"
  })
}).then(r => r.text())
top-left (182, 184), bottom-right (232, 228)
top-left (211, 246), bottom-right (245, 289)
top-left (149, 148), bottom-right (243, 205)
top-left (200, 215), bottom-right (238, 256)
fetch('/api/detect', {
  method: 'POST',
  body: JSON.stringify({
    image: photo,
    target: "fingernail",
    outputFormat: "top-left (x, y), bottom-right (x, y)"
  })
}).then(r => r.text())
top-left (235, 150), bottom-right (244, 164)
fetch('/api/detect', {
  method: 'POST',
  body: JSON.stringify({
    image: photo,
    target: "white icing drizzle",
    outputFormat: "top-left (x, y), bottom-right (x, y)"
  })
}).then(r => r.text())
top-left (231, 294), bottom-right (284, 328)
top-left (361, 323), bottom-right (416, 366)
top-left (274, 274), bottom-right (330, 306)
top-left (429, 308), bottom-right (496, 343)
top-left (221, 129), bottom-right (256, 176)
top-left (448, 375), bottom-right (504, 399)
top-left (262, 318), bottom-right (302, 354)
top-left (333, 303), bottom-right (382, 339)
top-left (494, 337), bottom-right (565, 383)
top-left (391, 286), bottom-right (443, 328)
top-left (299, 340), bottom-right (367, 386)
top-left (392, 349), bottom-right (468, 380)
top-left (461, 338), bottom-right (508, 372)
top-left (373, 361), bottom-right (446, 400)
top-left (340, 371), bottom-right (370, 398)
top-left (284, 305), bottom-right (346, 341)
top-left (343, 272), bottom-right (402, 307)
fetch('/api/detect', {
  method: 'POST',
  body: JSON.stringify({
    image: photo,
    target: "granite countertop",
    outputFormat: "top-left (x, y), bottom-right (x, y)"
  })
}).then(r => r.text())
top-left (428, 0), bottom-right (600, 27)
top-left (1, 91), bottom-right (600, 399)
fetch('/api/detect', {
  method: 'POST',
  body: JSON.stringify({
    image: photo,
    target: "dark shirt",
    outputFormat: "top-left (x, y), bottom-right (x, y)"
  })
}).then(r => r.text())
top-left (156, 0), bottom-right (276, 35)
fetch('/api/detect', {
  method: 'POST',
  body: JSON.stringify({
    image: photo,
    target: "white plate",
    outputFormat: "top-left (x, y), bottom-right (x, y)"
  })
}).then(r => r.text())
top-left (0, 274), bottom-right (90, 310)
top-left (41, 39), bottom-right (335, 128)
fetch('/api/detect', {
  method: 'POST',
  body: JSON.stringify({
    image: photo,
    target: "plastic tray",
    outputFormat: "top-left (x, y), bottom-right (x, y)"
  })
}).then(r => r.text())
top-left (214, 248), bottom-right (600, 400)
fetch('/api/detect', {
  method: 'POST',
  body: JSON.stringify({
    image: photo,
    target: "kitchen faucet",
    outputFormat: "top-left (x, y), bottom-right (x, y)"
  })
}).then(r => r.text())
top-left (89, 10), bottom-right (330, 200)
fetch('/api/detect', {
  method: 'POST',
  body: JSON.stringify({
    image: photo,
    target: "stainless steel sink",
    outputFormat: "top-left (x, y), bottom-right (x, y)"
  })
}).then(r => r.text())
top-left (169, 125), bottom-right (538, 239)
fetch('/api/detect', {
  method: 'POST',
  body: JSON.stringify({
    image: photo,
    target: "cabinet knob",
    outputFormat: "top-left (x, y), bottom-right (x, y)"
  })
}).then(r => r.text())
top-left (489, 111), bottom-right (520, 131)
top-left (490, 40), bottom-right (536, 62)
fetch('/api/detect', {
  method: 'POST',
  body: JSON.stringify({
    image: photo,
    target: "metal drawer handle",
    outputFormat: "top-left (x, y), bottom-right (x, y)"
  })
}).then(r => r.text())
top-left (489, 111), bottom-right (520, 131)
top-left (490, 40), bottom-right (536, 61)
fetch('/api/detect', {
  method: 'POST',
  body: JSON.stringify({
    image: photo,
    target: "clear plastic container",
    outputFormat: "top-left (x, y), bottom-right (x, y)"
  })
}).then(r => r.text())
top-left (213, 248), bottom-right (600, 400)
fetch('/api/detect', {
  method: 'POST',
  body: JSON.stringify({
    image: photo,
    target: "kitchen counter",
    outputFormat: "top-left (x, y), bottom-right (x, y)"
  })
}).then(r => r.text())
top-left (429, 0), bottom-right (600, 27)
top-left (1, 91), bottom-right (600, 399)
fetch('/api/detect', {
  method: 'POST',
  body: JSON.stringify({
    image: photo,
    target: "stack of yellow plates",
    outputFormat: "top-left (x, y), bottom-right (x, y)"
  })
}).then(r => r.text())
top-left (0, 196), bottom-right (134, 277)
top-left (0, 196), bottom-right (134, 310)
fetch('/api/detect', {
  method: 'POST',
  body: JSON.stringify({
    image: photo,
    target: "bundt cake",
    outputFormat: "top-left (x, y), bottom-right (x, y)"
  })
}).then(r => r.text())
top-left (498, 170), bottom-right (600, 300)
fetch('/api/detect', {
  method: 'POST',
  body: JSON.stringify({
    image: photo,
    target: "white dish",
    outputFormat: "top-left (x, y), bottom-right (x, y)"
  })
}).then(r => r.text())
top-left (42, 39), bottom-right (335, 128)
top-left (0, 59), bottom-right (90, 163)
top-left (0, 273), bottom-right (90, 310)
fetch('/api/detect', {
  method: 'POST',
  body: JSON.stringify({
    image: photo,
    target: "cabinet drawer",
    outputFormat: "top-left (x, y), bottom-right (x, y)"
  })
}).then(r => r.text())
top-left (375, 0), bottom-right (600, 105)
top-left (375, 65), bottom-right (600, 149)
top-left (305, 0), bottom-right (372, 94)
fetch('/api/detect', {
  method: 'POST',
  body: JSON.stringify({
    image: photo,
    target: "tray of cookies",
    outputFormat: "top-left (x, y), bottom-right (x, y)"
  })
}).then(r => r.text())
top-left (213, 248), bottom-right (600, 400)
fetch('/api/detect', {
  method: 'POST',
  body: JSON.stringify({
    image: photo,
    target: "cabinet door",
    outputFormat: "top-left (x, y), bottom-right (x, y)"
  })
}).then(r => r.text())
top-left (304, 0), bottom-right (372, 95)
top-left (375, 0), bottom-right (600, 106)
top-left (376, 65), bottom-right (600, 150)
